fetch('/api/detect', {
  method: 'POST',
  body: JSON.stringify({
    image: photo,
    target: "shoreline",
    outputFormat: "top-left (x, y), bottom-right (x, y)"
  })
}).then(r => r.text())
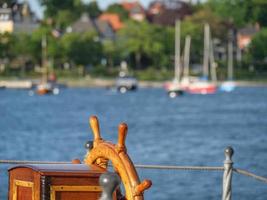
top-left (58, 78), bottom-right (267, 88)
top-left (1, 77), bottom-right (267, 88)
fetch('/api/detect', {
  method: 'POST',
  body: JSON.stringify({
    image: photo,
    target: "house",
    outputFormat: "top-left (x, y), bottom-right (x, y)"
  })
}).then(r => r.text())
top-left (121, 1), bottom-right (146, 22)
top-left (99, 13), bottom-right (124, 31)
top-left (147, 1), bottom-right (164, 15)
top-left (147, 0), bottom-right (192, 26)
top-left (0, 5), bottom-right (12, 33)
top-left (70, 13), bottom-right (116, 41)
top-left (237, 24), bottom-right (260, 50)
top-left (71, 13), bottom-right (96, 33)
top-left (0, 1), bottom-right (39, 33)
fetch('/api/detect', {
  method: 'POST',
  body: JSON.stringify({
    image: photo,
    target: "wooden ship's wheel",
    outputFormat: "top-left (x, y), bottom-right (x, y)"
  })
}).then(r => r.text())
top-left (84, 116), bottom-right (152, 200)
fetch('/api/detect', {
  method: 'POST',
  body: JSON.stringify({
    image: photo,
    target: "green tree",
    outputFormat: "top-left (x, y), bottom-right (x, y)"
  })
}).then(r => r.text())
top-left (39, 0), bottom-right (82, 18)
top-left (207, 0), bottom-right (267, 27)
top-left (250, 0), bottom-right (267, 27)
top-left (106, 3), bottom-right (129, 21)
top-left (0, 0), bottom-right (14, 6)
top-left (181, 7), bottom-right (227, 63)
top-left (249, 28), bottom-right (267, 65)
top-left (10, 33), bottom-right (32, 61)
top-left (0, 33), bottom-right (13, 59)
top-left (207, 0), bottom-right (249, 27)
top-left (102, 40), bottom-right (119, 67)
top-left (83, 1), bottom-right (102, 18)
top-left (39, 0), bottom-right (83, 29)
top-left (117, 21), bottom-right (170, 69)
top-left (61, 32), bottom-right (102, 67)
top-left (55, 10), bottom-right (77, 29)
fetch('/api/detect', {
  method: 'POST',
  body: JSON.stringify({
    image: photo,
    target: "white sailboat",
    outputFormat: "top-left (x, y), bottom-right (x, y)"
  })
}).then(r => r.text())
top-left (164, 20), bottom-right (184, 98)
top-left (186, 23), bottom-right (217, 94)
top-left (36, 35), bottom-right (59, 95)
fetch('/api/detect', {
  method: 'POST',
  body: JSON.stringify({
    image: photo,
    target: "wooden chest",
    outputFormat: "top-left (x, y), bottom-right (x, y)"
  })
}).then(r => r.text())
top-left (8, 164), bottom-right (104, 200)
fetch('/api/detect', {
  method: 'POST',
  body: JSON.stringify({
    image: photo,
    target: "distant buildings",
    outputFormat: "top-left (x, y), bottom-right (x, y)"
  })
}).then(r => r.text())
top-left (99, 13), bottom-right (124, 31)
top-left (147, 0), bottom-right (192, 26)
top-left (67, 0), bottom-right (193, 41)
top-left (237, 24), bottom-right (260, 50)
top-left (70, 13), bottom-right (116, 41)
top-left (0, 1), bottom-right (39, 34)
top-left (121, 1), bottom-right (146, 22)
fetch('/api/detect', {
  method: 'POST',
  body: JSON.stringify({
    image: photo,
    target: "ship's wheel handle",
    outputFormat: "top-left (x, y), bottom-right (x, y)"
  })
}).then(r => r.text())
top-left (84, 116), bottom-right (152, 200)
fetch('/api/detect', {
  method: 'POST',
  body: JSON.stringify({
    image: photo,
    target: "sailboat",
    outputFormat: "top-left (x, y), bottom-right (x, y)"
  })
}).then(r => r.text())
top-left (164, 20), bottom-right (184, 98)
top-left (220, 30), bottom-right (236, 92)
top-left (36, 35), bottom-right (59, 95)
top-left (186, 23), bottom-right (217, 94)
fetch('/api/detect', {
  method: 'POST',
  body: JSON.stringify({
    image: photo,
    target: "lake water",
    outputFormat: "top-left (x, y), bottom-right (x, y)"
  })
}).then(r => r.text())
top-left (0, 87), bottom-right (266, 199)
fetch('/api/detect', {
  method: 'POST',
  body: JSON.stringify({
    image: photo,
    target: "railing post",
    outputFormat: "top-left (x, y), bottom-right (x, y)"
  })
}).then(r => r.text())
top-left (99, 172), bottom-right (121, 200)
top-left (222, 146), bottom-right (234, 200)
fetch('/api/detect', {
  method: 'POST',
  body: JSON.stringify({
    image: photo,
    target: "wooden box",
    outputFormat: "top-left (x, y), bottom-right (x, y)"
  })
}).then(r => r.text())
top-left (8, 164), bottom-right (104, 200)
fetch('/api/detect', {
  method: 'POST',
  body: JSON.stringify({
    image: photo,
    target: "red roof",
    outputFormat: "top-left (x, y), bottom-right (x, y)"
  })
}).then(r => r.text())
top-left (99, 13), bottom-right (124, 31)
top-left (121, 1), bottom-right (144, 12)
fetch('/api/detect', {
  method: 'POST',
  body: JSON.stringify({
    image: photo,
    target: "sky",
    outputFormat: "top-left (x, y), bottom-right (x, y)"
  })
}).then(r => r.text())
top-left (27, 0), bottom-right (197, 19)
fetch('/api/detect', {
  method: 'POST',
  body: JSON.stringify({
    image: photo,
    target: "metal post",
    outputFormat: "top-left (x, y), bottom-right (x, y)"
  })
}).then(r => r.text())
top-left (222, 146), bottom-right (234, 200)
top-left (99, 172), bottom-right (121, 200)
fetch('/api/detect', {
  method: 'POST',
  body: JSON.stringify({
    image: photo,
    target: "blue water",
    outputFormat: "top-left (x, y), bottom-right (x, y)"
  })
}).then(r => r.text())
top-left (0, 87), bottom-right (266, 199)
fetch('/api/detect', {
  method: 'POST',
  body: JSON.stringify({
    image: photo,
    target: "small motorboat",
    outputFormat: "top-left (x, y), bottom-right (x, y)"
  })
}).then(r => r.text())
top-left (164, 79), bottom-right (184, 98)
top-left (36, 81), bottom-right (59, 95)
top-left (115, 75), bottom-right (138, 93)
top-left (115, 61), bottom-right (138, 93)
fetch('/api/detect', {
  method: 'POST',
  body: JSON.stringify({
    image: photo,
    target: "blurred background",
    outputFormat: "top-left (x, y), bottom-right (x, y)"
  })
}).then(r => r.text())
top-left (0, 0), bottom-right (266, 81)
top-left (0, 0), bottom-right (267, 200)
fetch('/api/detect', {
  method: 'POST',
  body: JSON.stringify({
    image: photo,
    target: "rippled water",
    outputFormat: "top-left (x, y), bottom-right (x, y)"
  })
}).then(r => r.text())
top-left (0, 87), bottom-right (266, 199)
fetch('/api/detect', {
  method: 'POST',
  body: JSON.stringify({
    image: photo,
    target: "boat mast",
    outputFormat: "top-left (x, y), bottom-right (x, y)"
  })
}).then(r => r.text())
top-left (42, 35), bottom-right (48, 83)
top-left (209, 36), bottom-right (217, 83)
top-left (227, 30), bottom-right (234, 80)
top-left (183, 35), bottom-right (191, 78)
top-left (174, 20), bottom-right (181, 82)
top-left (203, 23), bottom-right (210, 79)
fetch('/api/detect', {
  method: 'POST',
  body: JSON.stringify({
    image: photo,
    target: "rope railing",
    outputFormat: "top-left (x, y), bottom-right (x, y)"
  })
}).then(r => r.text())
top-left (134, 164), bottom-right (224, 171)
top-left (0, 146), bottom-right (267, 200)
top-left (234, 168), bottom-right (267, 184)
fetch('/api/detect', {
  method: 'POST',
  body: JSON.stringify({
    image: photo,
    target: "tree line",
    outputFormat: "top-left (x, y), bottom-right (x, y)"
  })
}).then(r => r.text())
top-left (0, 0), bottom-right (267, 80)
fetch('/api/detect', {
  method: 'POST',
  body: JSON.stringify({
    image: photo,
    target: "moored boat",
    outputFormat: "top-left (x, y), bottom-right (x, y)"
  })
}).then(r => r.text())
top-left (115, 75), bottom-right (138, 93)
top-left (36, 81), bottom-right (59, 95)
top-left (35, 36), bottom-right (60, 95)
top-left (115, 61), bottom-right (138, 93)
top-left (220, 80), bottom-right (236, 92)
top-left (185, 24), bottom-right (217, 95)
top-left (186, 79), bottom-right (217, 94)
top-left (164, 79), bottom-right (184, 97)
